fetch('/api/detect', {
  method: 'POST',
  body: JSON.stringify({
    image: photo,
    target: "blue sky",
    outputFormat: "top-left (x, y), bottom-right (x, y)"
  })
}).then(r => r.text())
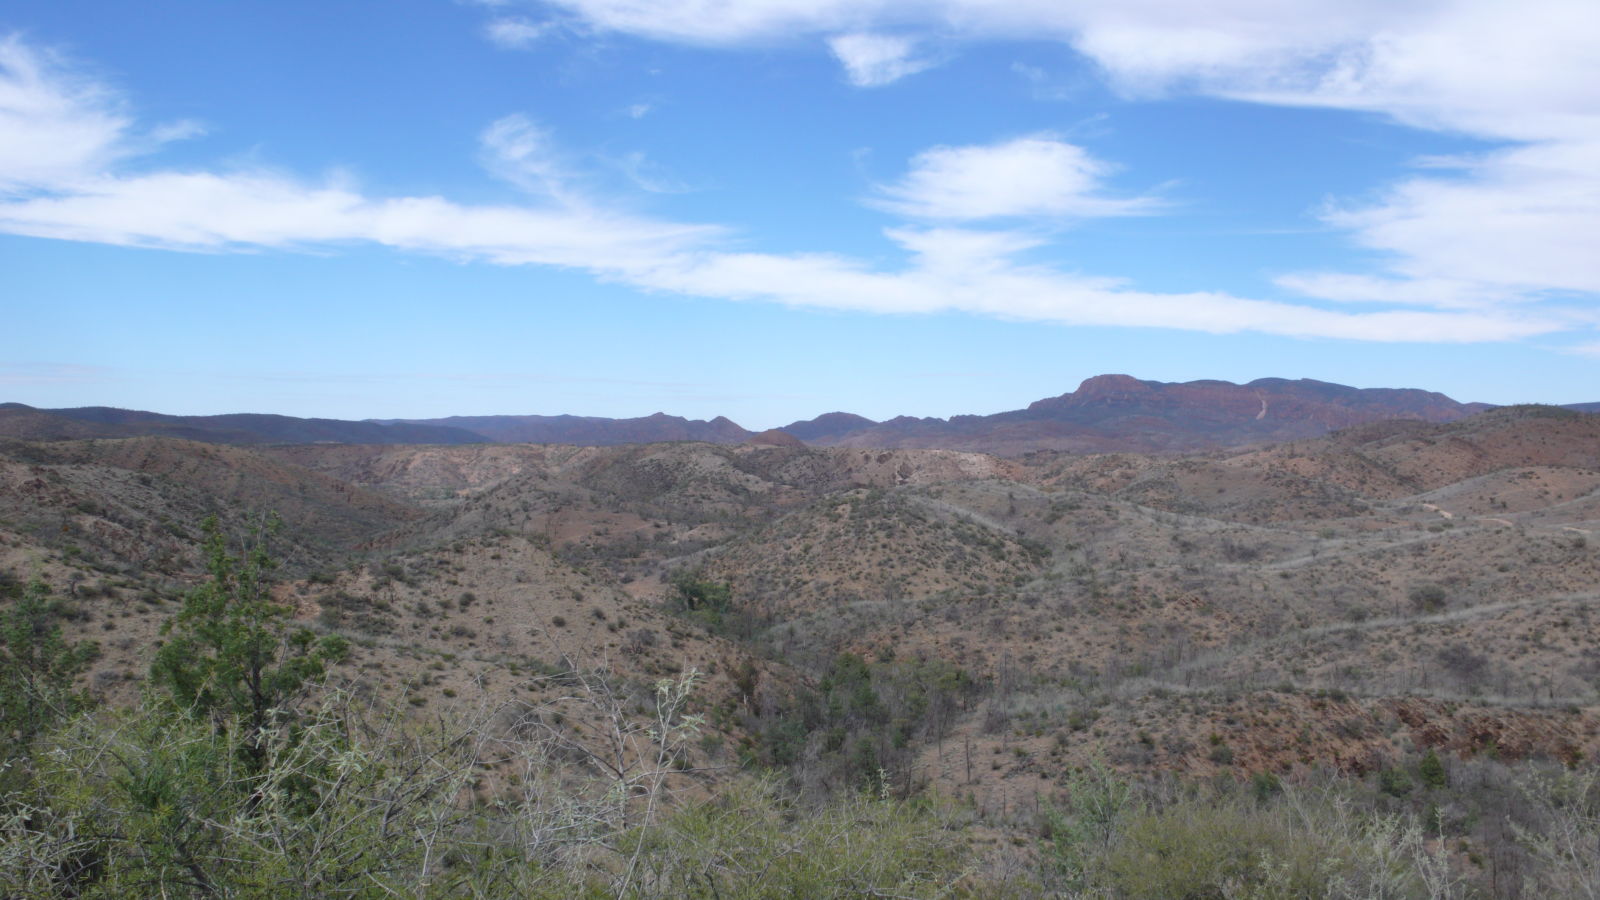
top-left (4, 1), bottom-right (1598, 427)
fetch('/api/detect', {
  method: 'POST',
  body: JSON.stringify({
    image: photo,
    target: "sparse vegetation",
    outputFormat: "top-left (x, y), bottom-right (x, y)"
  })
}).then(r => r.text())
top-left (4, 406), bottom-right (1600, 896)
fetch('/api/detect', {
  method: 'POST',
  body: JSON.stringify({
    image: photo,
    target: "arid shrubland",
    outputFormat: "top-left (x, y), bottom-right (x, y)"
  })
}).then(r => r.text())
top-left (0, 519), bottom-right (990, 898)
top-left (0, 672), bottom-right (992, 898)
top-left (1035, 764), bottom-right (1465, 899)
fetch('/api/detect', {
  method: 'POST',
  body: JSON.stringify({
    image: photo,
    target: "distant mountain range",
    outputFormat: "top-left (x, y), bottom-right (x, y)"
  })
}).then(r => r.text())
top-left (776, 374), bottom-right (1502, 454)
top-left (0, 403), bottom-right (485, 445)
top-left (373, 411), bottom-right (749, 445)
top-left (4, 375), bottom-right (1593, 454)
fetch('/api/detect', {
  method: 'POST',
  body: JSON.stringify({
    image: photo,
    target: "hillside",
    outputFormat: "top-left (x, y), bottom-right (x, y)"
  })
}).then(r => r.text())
top-left (6, 405), bottom-right (1600, 896)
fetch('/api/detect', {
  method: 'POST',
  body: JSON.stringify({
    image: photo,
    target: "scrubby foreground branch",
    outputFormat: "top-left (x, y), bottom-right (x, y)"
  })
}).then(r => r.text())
top-left (0, 670), bottom-right (988, 899)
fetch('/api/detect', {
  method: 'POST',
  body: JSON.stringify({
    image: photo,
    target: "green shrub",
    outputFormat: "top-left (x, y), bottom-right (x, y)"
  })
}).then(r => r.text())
top-left (1100, 791), bottom-right (1438, 899)
top-left (1, 681), bottom-right (992, 899)
top-left (621, 779), bottom-right (989, 899)
top-left (1379, 767), bottom-right (1414, 798)
top-left (1408, 584), bottom-right (1448, 613)
top-left (1251, 772), bottom-right (1283, 802)
top-left (1418, 749), bottom-right (1448, 790)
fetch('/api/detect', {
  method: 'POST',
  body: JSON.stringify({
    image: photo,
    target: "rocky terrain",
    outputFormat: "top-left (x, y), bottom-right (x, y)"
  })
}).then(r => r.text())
top-left (2, 403), bottom-right (1596, 793)
top-left (5, 400), bottom-right (1600, 898)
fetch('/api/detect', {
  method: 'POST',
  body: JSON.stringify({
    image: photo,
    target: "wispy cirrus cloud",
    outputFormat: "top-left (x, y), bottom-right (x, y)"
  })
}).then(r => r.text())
top-left (478, 113), bottom-right (581, 202)
top-left (0, 32), bottom-right (1577, 346)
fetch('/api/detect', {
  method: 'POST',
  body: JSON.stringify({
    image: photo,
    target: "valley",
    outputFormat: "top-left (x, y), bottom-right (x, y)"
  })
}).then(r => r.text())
top-left (4, 401), bottom-right (1600, 895)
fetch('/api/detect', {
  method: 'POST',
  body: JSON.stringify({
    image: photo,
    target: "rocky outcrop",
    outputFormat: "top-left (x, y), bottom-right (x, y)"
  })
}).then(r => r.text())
top-left (793, 375), bottom-right (1499, 455)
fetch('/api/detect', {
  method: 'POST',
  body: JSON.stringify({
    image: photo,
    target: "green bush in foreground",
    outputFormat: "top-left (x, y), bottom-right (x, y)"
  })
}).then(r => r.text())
top-left (0, 690), bottom-right (993, 899)
top-left (1101, 793), bottom-right (1447, 899)
top-left (1040, 764), bottom-right (1471, 899)
top-left (620, 779), bottom-right (981, 899)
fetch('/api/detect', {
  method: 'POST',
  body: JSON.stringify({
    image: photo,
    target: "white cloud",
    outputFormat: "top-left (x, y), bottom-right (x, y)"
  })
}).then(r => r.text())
top-left (0, 36), bottom-right (206, 195)
top-left (523, 0), bottom-right (1598, 142)
top-left (0, 170), bottom-right (715, 268)
top-left (888, 226), bottom-right (1048, 274)
top-left (871, 135), bottom-right (1154, 220)
top-left (827, 33), bottom-right (930, 87)
top-left (0, 35), bottom-right (130, 192)
top-left (531, 0), bottom-right (873, 45)
top-left (0, 33), bottom-right (1582, 347)
top-left (1317, 142), bottom-right (1600, 296)
top-left (478, 113), bottom-right (579, 202)
top-left (530, 0), bottom-right (1598, 124)
top-left (531, 1), bottom-right (1378, 51)
top-left (527, 0), bottom-right (1600, 326)
top-left (1274, 274), bottom-right (1520, 310)
top-left (1277, 139), bottom-right (1600, 308)
top-left (631, 227), bottom-right (1555, 342)
top-left (0, 43), bottom-right (714, 266)
top-left (485, 17), bottom-right (549, 48)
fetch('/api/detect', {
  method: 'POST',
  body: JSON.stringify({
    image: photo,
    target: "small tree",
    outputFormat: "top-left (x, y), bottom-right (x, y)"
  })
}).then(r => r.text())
top-left (669, 569), bottom-right (737, 632)
top-left (670, 570), bottom-right (731, 614)
top-left (149, 516), bottom-right (347, 771)
top-left (1417, 748), bottom-right (1448, 790)
top-left (0, 578), bottom-right (98, 759)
